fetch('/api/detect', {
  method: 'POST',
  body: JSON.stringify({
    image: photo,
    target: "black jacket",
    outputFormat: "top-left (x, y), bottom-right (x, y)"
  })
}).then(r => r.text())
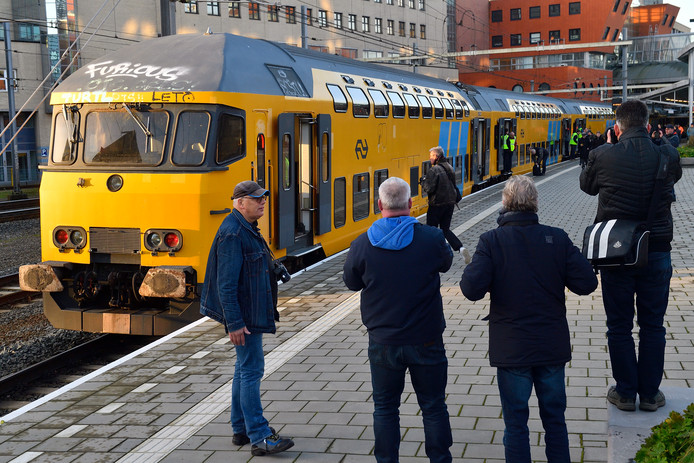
top-left (423, 158), bottom-right (456, 206)
top-left (460, 211), bottom-right (597, 367)
top-left (579, 126), bottom-right (682, 251)
top-left (343, 223), bottom-right (452, 345)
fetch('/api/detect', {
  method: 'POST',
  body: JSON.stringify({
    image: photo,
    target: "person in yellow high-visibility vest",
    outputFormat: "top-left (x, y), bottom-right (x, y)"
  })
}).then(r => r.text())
top-left (569, 128), bottom-right (580, 159)
top-left (502, 129), bottom-right (512, 174)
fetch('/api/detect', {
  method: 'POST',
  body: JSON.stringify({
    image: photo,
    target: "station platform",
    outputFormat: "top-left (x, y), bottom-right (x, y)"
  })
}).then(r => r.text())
top-left (2, 159), bottom-right (694, 463)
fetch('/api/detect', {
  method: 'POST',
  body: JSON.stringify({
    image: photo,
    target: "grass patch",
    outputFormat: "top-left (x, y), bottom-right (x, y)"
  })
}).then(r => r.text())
top-left (0, 187), bottom-right (39, 201)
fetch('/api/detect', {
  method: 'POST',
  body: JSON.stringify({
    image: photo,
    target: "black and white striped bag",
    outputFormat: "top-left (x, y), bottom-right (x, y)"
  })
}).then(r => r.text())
top-left (582, 219), bottom-right (649, 269)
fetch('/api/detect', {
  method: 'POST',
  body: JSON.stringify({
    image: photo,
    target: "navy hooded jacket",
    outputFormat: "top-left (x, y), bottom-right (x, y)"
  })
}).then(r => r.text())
top-left (343, 217), bottom-right (453, 345)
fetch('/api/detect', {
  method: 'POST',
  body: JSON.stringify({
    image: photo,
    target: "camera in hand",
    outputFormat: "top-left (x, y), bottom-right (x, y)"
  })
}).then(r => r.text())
top-left (273, 261), bottom-right (291, 283)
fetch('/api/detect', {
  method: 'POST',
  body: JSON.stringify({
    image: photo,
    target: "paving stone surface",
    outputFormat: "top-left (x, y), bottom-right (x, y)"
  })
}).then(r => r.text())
top-left (1, 160), bottom-right (693, 462)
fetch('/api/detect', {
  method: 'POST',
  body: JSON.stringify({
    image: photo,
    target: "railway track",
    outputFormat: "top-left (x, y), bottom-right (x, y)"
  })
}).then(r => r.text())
top-left (0, 273), bottom-right (38, 307)
top-left (0, 198), bottom-right (40, 223)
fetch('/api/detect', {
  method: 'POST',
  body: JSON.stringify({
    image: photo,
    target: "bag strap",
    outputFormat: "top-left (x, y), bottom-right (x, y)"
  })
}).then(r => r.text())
top-left (645, 151), bottom-right (669, 230)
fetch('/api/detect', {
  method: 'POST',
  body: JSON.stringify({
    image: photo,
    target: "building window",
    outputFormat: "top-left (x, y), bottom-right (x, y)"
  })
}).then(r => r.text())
top-left (492, 35), bottom-right (503, 48)
top-left (669, 17), bottom-right (675, 27)
top-left (363, 16), bottom-right (370, 32)
top-left (510, 34), bottom-right (522, 46)
top-left (319, 10), bottom-right (328, 27)
top-left (229, 2), bottom-right (240, 17)
top-left (611, 28), bottom-right (620, 41)
top-left (621, 2), bottom-right (629, 14)
top-left (549, 30), bottom-right (560, 41)
top-left (336, 48), bottom-right (358, 59)
top-left (349, 14), bottom-right (357, 30)
top-left (207, 2), bottom-right (219, 16)
top-left (510, 8), bottom-right (521, 20)
top-left (16, 23), bottom-right (40, 42)
top-left (408, 0), bottom-right (415, 8)
top-left (375, 18), bottom-right (382, 34)
top-left (249, 2), bottom-right (260, 20)
top-left (569, 28), bottom-right (581, 41)
top-left (399, 21), bottom-right (405, 37)
top-left (549, 4), bottom-right (560, 16)
top-left (529, 6), bottom-right (540, 18)
top-left (420, 24), bottom-right (426, 39)
top-left (387, 0), bottom-right (393, 4)
top-left (268, 5), bottom-right (279, 22)
top-left (491, 10), bottom-right (502, 22)
top-left (512, 84), bottom-right (524, 92)
top-left (410, 23), bottom-right (416, 38)
top-left (398, 0), bottom-right (404, 6)
top-left (310, 45), bottom-right (329, 53)
top-left (602, 26), bottom-right (610, 40)
top-left (612, 0), bottom-right (620, 12)
top-left (539, 82), bottom-right (550, 93)
top-left (387, 19), bottom-right (394, 35)
top-left (364, 50), bottom-right (384, 60)
top-left (334, 12), bottom-right (342, 29)
top-left (529, 32), bottom-right (541, 44)
top-left (419, 0), bottom-right (425, 10)
top-left (184, 1), bottom-right (198, 13)
top-left (569, 2), bottom-right (580, 14)
top-left (661, 14), bottom-right (668, 26)
top-left (286, 6), bottom-right (295, 23)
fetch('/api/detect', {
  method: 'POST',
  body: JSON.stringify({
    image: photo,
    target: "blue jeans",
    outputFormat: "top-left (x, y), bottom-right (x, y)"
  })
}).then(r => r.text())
top-left (368, 338), bottom-right (452, 463)
top-left (231, 333), bottom-right (272, 444)
top-left (497, 365), bottom-right (569, 463)
top-left (601, 251), bottom-right (672, 399)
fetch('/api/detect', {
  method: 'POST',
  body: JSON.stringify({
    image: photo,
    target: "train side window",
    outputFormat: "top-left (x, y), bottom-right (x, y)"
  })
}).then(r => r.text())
top-left (282, 134), bottom-right (291, 189)
top-left (334, 177), bottom-right (346, 228)
top-left (217, 114), bottom-right (246, 165)
top-left (257, 133), bottom-right (266, 187)
top-left (410, 166), bottom-right (419, 197)
top-left (172, 111), bottom-right (210, 166)
top-left (321, 132), bottom-right (329, 182)
top-left (417, 95), bottom-right (433, 119)
top-left (52, 111), bottom-right (79, 164)
top-left (452, 99), bottom-right (463, 119)
top-left (403, 93), bottom-right (420, 118)
top-left (387, 91), bottom-right (406, 118)
top-left (442, 98), bottom-right (454, 119)
top-left (327, 84), bottom-right (348, 113)
top-left (353, 172), bottom-right (370, 221)
top-left (368, 89), bottom-right (390, 118)
top-left (346, 86), bottom-right (370, 118)
top-left (455, 155), bottom-right (463, 183)
top-left (430, 97), bottom-right (444, 119)
top-left (460, 100), bottom-right (470, 117)
top-left (373, 168), bottom-right (389, 214)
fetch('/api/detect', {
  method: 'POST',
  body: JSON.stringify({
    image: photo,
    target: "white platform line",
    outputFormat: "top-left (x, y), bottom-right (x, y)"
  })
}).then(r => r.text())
top-left (8, 452), bottom-right (43, 463)
top-left (116, 292), bottom-right (361, 463)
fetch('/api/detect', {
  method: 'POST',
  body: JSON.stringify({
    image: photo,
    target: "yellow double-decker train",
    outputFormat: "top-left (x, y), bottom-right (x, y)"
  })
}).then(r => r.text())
top-left (20, 32), bottom-right (614, 335)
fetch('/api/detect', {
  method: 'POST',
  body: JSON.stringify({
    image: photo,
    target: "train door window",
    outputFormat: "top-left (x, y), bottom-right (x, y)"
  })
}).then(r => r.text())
top-left (368, 89), bottom-right (389, 118)
top-left (346, 87), bottom-right (370, 117)
top-left (281, 133), bottom-right (291, 189)
top-left (257, 134), bottom-right (266, 187)
top-left (452, 99), bottom-right (463, 119)
top-left (334, 177), bottom-right (346, 228)
top-left (430, 97), bottom-right (444, 119)
top-left (525, 144), bottom-right (531, 164)
top-left (442, 99), bottom-right (453, 119)
top-left (327, 84), bottom-right (348, 112)
top-left (216, 113), bottom-right (245, 165)
top-left (403, 93), bottom-right (420, 118)
top-left (421, 160), bottom-right (431, 197)
top-left (373, 169), bottom-right (389, 214)
top-left (52, 110), bottom-right (79, 164)
top-left (172, 111), bottom-right (210, 166)
top-left (455, 155), bottom-right (463, 183)
top-left (321, 131), bottom-right (329, 182)
top-left (410, 166), bottom-right (419, 197)
top-left (353, 172), bottom-right (370, 221)
top-left (387, 91), bottom-right (406, 118)
top-left (417, 95), bottom-right (432, 119)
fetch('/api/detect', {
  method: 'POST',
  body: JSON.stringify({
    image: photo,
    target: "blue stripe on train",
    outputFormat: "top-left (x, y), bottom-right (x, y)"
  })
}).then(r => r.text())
top-left (438, 121), bottom-right (468, 186)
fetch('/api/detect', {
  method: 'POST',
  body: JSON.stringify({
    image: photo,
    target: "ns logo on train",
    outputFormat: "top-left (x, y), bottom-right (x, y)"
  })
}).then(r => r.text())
top-left (355, 139), bottom-right (369, 159)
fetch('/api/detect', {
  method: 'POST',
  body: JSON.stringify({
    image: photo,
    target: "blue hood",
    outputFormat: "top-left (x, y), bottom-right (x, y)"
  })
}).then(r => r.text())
top-left (367, 216), bottom-right (419, 250)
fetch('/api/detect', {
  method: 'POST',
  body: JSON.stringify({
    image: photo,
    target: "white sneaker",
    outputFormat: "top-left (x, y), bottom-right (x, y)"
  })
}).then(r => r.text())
top-left (461, 247), bottom-right (472, 264)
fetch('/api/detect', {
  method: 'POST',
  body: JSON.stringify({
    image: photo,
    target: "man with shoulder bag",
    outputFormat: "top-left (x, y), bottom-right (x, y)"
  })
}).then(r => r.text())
top-left (579, 100), bottom-right (681, 412)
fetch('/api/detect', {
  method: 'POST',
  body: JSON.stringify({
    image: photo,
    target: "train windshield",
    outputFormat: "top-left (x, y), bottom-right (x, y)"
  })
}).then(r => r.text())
top-left (84, 108), bottom-right (169, 165)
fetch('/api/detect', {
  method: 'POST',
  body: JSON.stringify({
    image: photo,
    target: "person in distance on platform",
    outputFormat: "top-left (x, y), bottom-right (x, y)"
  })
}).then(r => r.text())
top-left (420, 146), bottom-right (471, 262)
top-left (459, 176), bottom-right (598, 463)
top-left (343, 177), bottom-right (454, 463)
top-left (687, 123), bottom-right (694, 145)
top-left (664, 124), bottom-right (680, 148)
top-left (530, 145), bottom-right (549, 175)
top-left (200, 180), bottom-right (294, 456)
top-left (579, 100), bottom-right (681, 412)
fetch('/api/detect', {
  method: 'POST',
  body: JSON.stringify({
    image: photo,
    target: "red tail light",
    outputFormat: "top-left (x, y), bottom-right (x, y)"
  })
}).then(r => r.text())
top-left (55, 229), bottom-right (69, 245)
top-left (164, 233), bottom-right (180, 248)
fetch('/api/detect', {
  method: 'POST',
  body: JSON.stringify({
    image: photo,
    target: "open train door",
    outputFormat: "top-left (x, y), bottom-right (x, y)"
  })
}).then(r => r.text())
top-left (561, 118), bottom-right (572, 159)
top-left (277, 113), bottom-right (297, 250)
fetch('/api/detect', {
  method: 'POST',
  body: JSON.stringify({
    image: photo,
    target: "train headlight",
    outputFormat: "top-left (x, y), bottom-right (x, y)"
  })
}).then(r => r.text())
top-left (70, 230), bottom-right (84, 246)
top-left (55, 229), bottom-right (69, 245)
top-left (107, 174), bottom-right (123, 192)
top-left (164, 233), bottom-right (179, 248)
top-left (147, 232), bottom-right (162, 248)
top-left (53, 226), bottom-right (87, 250)
top-left (144, 229), bottom-right (183, 254)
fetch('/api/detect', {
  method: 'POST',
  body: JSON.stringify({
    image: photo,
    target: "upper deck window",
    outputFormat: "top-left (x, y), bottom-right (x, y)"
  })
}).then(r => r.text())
top-left (451, 99), bottom-right (463, 119)
top-left (417, 95), bottom-right (432, 118)
top-left (327, 84), bottom-right (348, 112)
top-left (441, 98), bottom-right (454, 119)
top-left (346, 86), bottom-right (371, 117)
top-left (216, 113), bottom-right (245, 164)
top-left (84, 109), bottom-right (168, 165)
top-left (430, 97), bottom-right (444, 119)
top-left (403, 93), bottom-right (420, 118)
top-left (51, 110), bottom-right (79, 164)
top-left (173, 111), bottom-right (210, 166)
top-left (387, 91), bottom-right (406, 118)
top-left (368, 89), bottom-right (390, 118)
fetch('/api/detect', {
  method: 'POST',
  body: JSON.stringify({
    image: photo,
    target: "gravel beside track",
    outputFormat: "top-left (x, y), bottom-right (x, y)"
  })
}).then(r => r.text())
top-left (0, 218), bottom-right (98, 378)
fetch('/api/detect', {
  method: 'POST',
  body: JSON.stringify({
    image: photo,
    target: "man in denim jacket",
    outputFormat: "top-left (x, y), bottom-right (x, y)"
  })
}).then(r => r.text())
top-left (200, 180), bottom-right (294, 456)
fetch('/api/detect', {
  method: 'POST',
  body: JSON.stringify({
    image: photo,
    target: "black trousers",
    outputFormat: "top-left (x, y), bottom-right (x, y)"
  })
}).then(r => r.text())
top-left (427, 204), bottom-right (462, 251)
top-left (502, 149), bottom-right (512, 173)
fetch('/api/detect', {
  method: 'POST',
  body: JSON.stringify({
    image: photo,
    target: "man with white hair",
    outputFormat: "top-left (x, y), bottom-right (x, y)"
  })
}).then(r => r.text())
top-left (343, 177), bottom-right (454, 463)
